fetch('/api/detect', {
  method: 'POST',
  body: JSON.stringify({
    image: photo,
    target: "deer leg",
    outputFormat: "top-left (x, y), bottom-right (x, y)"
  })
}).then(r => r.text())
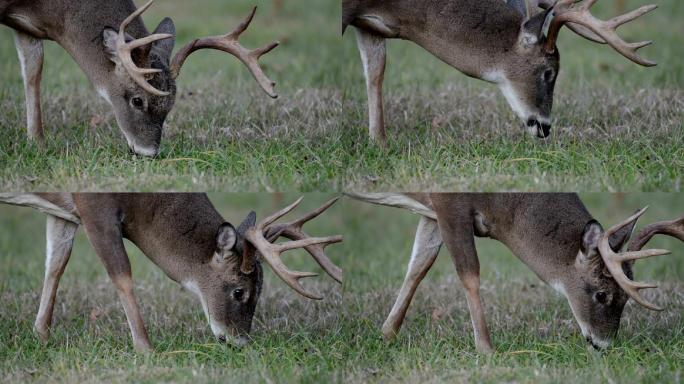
top-left (81, 219), bottom-right (153, 352)
top-left (435, 213), bottom-right (494, 353)
top-left (355, 29), bottom-right (386, 143)
top-left (13, 31), bottom-right (45, 144)
top-left (34, 215), bottom-right (78, 342)
top-left (382, 216), bottom-right (442, 340)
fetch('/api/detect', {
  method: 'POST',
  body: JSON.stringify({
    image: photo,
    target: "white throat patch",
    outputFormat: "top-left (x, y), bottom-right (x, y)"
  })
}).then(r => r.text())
top-left (550, 280), bottom-right (590, 338)
top-left (182, 280), bottom-right (227, 337)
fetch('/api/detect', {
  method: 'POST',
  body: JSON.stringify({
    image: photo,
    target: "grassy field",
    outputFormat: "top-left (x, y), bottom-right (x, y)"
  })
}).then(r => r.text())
top-left (1, 193), bottom-right (683, 383)
top-left (0, 0), bottom-right (682, 191)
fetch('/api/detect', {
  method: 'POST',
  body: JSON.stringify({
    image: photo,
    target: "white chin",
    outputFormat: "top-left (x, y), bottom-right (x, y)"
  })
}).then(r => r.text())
top-left (131, 145), bottom-right (158, 157)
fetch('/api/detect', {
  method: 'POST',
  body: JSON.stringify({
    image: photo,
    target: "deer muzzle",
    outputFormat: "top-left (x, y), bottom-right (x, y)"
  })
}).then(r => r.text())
top-left (526, 118), bottom-right (551, 139)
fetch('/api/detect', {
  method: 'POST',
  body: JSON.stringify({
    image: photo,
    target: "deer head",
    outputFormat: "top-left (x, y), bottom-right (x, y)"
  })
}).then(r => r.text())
top-left (183, 198), bottom-right (343, 346)
top-left (556, 208), bottom-right (678, 350)
top-left (100, 0), bottom-right (277, 156)
top-left (500, 0), bottom-right (656, 138)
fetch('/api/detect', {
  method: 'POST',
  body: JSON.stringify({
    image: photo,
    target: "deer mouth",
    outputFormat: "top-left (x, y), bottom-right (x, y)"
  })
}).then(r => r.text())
top-left (526, 119), bottom-right (551, 138)
top-left (128, 144), bottom-right (160, 158)
top-left (217, 333), bottom-right (251, 348)
top-left (586, 335), bottom-right (609, 351)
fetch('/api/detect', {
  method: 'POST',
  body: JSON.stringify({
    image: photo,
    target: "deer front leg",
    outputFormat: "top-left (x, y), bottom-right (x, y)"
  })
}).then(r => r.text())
top-left (383, 216), bottom-right (442, 340)
top-left (81, 219), bottom-right (153, 352)
top-left (34, 215), bottom-right (78, 342)
top-left (13, 31), bottom-right (45, 144)
top-left (434, 211), bottom-right (494, 353)
top-left (356, 29), bottom-right (386, 143)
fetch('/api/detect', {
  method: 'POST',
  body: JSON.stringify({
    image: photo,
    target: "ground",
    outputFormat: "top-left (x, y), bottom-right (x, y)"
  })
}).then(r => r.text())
top-left (0, 0), bottom-right (682, 191)
top-left (1, 194), bottom-right (682, 383)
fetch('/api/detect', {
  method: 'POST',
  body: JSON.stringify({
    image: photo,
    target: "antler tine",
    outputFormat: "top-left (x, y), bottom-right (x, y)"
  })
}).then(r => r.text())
top-left (119, 0), bottom-right (155, 36)
top-left (257, 197), bottom-right (303, 231)
top-left (290, 197), bottom-right (341, 229)
top-left (169, 6), bottom-right (279, 98)
top-left (243, 198), bottom-right (343, 299)
top-left (599, 207), bottom-right (672, 311)
top-left (116, 0), bottom-right (172, 97)
top-left (545, 0), bottom-right (658, 67)
top-left (226, 5), bottom-right (257, 40)
top-left (628, 215), bottom-right (684, 252)
top-left (264, 197), bottom-right (344, 283)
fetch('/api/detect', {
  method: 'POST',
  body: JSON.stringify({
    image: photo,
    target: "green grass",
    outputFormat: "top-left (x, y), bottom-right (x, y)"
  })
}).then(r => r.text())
top-left (1, 0), bottom-right (682, 191)
top-left (1, 194), bottom-right (683, 382)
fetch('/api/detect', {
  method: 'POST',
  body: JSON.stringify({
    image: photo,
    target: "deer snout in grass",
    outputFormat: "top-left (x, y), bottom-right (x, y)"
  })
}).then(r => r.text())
top-left (526, 119), bottom-right (551, 138)
top-left (217, 333), bottom-right (251, 348)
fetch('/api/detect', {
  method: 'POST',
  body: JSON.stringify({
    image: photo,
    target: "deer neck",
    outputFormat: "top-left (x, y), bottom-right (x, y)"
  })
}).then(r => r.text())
top-left (486, 194), bottom-right (593, 285)
top-left (120, 194), bottom-right (223, 284)
top-left (356, 0), bottom-right (523, 79)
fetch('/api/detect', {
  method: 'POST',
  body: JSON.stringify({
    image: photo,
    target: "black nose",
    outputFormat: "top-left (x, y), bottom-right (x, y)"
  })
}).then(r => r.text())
top-left (527, 119), bottom-right (551, 138)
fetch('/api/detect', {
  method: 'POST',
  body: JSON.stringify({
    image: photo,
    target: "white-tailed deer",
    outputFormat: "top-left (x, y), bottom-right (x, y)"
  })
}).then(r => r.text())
top-left (342, 0), bottom-right (657, 141)
top-left (0, 193), bottom-right (342, 351)
top-left (348, 193), bottom-right (682, 351)
top-left (1, 0), bottom-right (277, 157)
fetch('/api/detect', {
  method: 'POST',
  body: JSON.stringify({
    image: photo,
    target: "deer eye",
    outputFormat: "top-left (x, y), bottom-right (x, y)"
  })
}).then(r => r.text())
top-left (131, 96), bottom-right (144, 109)
top-left (232, 288), bottom-right (244, 301)
top-left (543, 69), bottom-right (555, 83)
top-left (595, 291), bottom-right (608, 304)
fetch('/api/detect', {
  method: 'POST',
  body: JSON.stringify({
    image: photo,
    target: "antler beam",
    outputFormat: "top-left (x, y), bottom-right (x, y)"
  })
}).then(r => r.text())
top-left (264, 197), bottom-right (343, 284)
top-left (544, 0), bottom-right (657, 67)
top-left (169, 6), bottom-right (279, 98)
top-left (243, 197), bottom-right (343, 300)
top-left (598, 207), bottom-right (671, 311)
top-left (628, 215), bottom-right (684, 252)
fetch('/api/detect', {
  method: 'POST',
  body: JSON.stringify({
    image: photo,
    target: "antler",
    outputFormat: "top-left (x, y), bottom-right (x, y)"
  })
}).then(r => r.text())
top-left (598, 207), bottom-right (671, 311)
top-left (628, 214), bottom-right (684, 252)
top-left (264, 197), bottom-right (343, 284)
top-left (242, 197), bottom-right (343, 300)
top-left (116, 0), bottom-right (174, 96)
top-left (169, 6), bottom-right (279, 98)
top-left (544, 0), bottom-right (657, 67)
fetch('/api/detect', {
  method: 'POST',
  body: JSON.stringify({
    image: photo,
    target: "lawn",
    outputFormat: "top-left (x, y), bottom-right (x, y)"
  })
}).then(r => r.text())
top-left (1, 193), bottom-right (683, 383)
top-left (0, 0), bottom-right (682, 191)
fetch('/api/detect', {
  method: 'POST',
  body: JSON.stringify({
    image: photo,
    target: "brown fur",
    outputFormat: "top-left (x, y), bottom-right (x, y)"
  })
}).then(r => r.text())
top-left (353, 193), bottom-right (636, 351)
top-left (3, 193), bottom-right (263, 351)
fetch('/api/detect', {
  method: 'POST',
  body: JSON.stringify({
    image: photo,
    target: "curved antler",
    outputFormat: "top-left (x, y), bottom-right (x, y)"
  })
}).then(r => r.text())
top-left (169, 7), bottom-right (279, 98)
top-left (598, 207), bottom-right (671, 311)
top-left (264, 197), bottom-right (343, 284)
top-left (242, 197), bottom-right (343, 300)
top-left (116, 0), bottom-right (173, 96)
top-left (544, 0), bottom-right (657, 67)
top-left (628, 214), bottom-right (684, 252)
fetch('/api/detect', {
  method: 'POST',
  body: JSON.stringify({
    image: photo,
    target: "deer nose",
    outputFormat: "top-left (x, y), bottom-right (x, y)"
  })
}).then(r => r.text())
top-left (526, 119), bottom-right (551, 139)
top-left (130, 144), bottom-right (160, 158)
top-left (217, 334), bottom-right (250, 348)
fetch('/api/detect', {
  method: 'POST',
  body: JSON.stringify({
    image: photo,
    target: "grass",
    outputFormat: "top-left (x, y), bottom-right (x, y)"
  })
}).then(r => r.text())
top-left (1, 193), bottom-right (683, 383)
top-left (0, 0), bottom-right (682, 191)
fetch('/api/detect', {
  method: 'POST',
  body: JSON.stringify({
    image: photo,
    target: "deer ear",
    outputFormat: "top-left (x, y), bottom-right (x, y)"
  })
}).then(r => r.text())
top-left (212, 223), bottom-right (238, 269)
top-left (216, 223), bottom-right (237, 252)
top-left (235, 212), bottom-right (257, 274)
top-left (237, 211), bottom-right (257, 237)
top-left (579, 220), bottom-right (603, 262)
top-left (519, 8), bottom-right (553, 47)
top-left (507, 0), bottom-right (529, 18)
top-left (151, 17), bottom-right (176, 64)
top-left (102, 28), bottom-right (121, 64)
